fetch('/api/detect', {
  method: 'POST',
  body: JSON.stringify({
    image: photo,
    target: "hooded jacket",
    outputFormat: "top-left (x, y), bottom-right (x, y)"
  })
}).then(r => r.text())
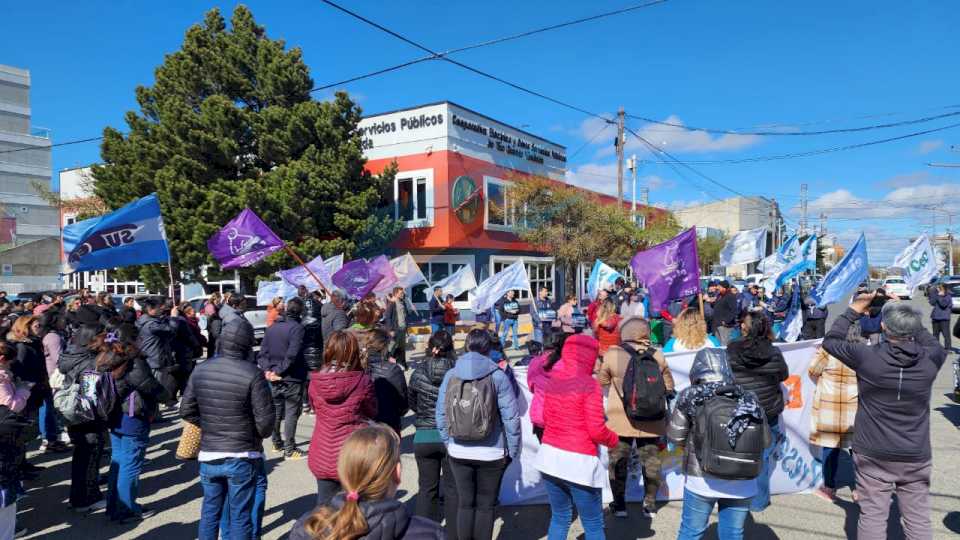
top-left (307, 369), bottom-right (377, 481)
top-left (667, 348), bottom-right (771, 480)
top-left (321, 302), bottom-right (349, 342)
top-left (135, 314), bottom-right (179, 370)
top-left (180, 318), bottom-right (275, 454)
top-left (823, 308), bottom-right (946, 463)
top-left (58, 340), bottom-right (96, 388)
top-left (301, 295), bottom-right (324, 371)
top-left (726, 336), bottom-right (789, 422)
top-left (436, 351), bottom-right (521, 461)
top-left (288, 495), bottom-right (444, 540)
top-left (408, 353), bottom-right (455, 430)
top-left (598, 319), bottom-right (676, 438)
top-left (540, 335), bottom-right (619, 456)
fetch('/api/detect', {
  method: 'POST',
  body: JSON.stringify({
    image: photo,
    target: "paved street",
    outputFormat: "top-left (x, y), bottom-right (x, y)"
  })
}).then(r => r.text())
top-left (17, 297), bottom-right (960, 539)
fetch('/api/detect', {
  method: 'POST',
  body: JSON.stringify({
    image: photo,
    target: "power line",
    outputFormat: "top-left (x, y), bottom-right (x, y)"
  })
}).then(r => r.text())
top-left (0, 136), bottom-right (104, 155)
top-left (628, 108), bottom-right (960, 137)
top-left (646, 121), bottom-right (960, 165)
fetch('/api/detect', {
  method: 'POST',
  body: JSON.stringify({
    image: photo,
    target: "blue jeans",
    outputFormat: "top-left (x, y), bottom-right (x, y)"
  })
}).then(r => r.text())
top-left (430, 322), bottom-right (443, 335)
top-left (218, 458), bottom-right (267, 539)
top-left (107, 430), bottom-right (150, 520)
top-left (677, 489), bottom-right (750, 540)
top-left (38, 394), bottom-right (61, 442)
top-left (500, 319), bottom-right (519, 349)
top-left (542, 474), bottom-right (604, 540)
top-left (200, 458), bottom-right (261, 540)
top-left (751, 418), bottom-right (783, 512)
top-left (821, 447), bottom-right (855, 490)
top-left (493, 309), bottom-right (503, 335)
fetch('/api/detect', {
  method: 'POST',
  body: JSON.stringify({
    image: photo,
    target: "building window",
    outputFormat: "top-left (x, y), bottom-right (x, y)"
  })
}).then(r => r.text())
top-left (410, 255), bottom-right (475, 308)
top-left (484, 176), bottom-right (523, 231)
top-left (490, 256), bottom-right (554, 301)
top-left (393, 169), bottom-right (433, 228)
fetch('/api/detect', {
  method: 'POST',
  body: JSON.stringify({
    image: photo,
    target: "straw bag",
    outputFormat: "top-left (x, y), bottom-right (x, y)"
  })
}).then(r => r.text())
top-left (176, 421), bottom-right (201, 460)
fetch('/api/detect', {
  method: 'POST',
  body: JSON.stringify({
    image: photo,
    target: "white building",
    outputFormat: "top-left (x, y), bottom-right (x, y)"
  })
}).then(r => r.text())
top-left (0, 65), bottom-right (60, 293)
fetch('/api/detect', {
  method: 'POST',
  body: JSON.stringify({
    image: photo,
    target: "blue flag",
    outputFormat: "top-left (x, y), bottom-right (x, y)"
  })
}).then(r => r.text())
top-left (778, 282), bottom-right (802, 342)
top-left (811, 233), bottom-right (868, 308)
top-left (63, 193), bottom-right (170, 272)
top-left (775, 235), bottom-right (818, 289)
top-left (777, 234), bottom-right (799, 257)
top-left (586, 260), bottom-right (624, 300)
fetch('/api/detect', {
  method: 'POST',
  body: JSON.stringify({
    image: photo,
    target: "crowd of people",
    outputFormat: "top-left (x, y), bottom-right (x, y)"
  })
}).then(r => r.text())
top-left (0, 275), bottom-right (952, 539)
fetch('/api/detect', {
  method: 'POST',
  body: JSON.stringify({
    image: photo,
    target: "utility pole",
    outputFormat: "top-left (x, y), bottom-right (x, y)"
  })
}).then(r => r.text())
top-left (628, 154), bottom-right (638, 218)
top-left (616, 107), bottom-right (625, 206)
top-left (799, 183), bottom-right (809, 237)
top-left (640, 187), bottom-right (649, 207)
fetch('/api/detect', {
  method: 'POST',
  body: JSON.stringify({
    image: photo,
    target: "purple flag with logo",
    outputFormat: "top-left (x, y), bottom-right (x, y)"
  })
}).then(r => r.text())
top-left (207, 209), bottom-right (284, 269)
top-left (630, 227), bottom-right (700, 310)
top-left (369, 255), bottom-right (399, 297)
top-left (332, 258), bottom-right (384, 299)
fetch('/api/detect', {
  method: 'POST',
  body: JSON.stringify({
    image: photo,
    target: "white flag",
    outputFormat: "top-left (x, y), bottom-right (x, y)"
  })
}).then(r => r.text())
top-left (890, 234), bottom-right (938, 292)
top-left (720, 227), bottom-right (768, 267)
top-left (469, 261), bottom-right (530, 312)
top-left (390, 253), bottom-right (428, 289)
top-left (432, 265), bottom-right (478, 299)
top-left (324, 254), bottom-right (344, 275)
top-left (256, 280), bottom-right (298, 306)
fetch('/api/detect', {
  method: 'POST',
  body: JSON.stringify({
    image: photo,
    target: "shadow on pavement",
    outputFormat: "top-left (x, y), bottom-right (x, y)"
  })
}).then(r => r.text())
top-left (261, 493), bottom-right (316, 539)
top-left (496, 505), bottom-right (550, 540)
top-left (935, 397), bottom-right (959, 428)
top-left (944, 511), bottom-right (960, 534)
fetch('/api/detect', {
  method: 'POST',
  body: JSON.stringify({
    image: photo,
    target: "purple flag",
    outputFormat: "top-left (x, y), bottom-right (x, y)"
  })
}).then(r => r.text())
top-left (332, 259), bottom-right (384, 299)
top-left (207, 209), bottom-right (285, 269)
top-left (277, 254), bottom-right (334, 292)
top-left (630, 227), bottom-right (700, 311)
top-left (369, 255), bottom-right (399, 297)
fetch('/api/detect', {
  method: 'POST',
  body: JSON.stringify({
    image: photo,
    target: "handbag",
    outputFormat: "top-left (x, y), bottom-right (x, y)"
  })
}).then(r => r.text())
top-left (48, 368), bottom-right (66, 391)
top-left (176, 421), bottom-right (201, 460)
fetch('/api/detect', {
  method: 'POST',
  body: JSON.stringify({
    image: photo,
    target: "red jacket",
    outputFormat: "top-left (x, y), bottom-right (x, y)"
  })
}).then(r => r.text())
top-left (307, 369), bottom-right (377, 481)
top-left (541, 335), bottom-right (618, 456)
top-left (593, 314), bottom-right (621, 356)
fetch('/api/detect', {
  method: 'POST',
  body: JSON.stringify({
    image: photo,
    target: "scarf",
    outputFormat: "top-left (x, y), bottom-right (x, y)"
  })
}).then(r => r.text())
top-left (675, 382), bottom-right (764, 448)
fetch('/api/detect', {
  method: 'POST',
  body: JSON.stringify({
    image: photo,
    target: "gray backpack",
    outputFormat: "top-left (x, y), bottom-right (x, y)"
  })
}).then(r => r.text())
top-left (444, 373), bottom-right (499, 441)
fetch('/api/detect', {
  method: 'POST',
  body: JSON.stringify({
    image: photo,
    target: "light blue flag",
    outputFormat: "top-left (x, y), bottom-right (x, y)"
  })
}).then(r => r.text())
top-left (432, 265), bottom-right (478, 298)
top-left (586, 259), bottom-right (624, 300)
top-left (811, 233), bottom-right (868, 308)
top-left (775, 235), bottom-right (818, 289)
top-left (63, 193), bottom-right (170, 272)
top-left (469, 260), bottom-right (530, 313)
top-left (255, 280), bottom-right (298, 306)
top-left (778, 283), bottom-right (803, 342)
top-left (778, 234), bottom-right (799, 258)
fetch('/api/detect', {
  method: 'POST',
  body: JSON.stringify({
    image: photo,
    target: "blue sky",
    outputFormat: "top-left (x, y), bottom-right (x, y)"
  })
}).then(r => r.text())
top-left (3, 0), bottom-right (958, 262)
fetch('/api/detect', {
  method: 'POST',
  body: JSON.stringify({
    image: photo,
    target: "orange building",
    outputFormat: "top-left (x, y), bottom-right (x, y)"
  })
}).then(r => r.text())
top-left (360, 101), bottom-right (662, 310)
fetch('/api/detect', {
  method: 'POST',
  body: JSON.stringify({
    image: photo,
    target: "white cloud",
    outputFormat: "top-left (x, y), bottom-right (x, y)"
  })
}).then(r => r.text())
top-left (564, 164), bottom-right (676, 197)
top-left (572, 114), bottom-right (764, 158)
top-left (916, 139), bottom-right (943, 155)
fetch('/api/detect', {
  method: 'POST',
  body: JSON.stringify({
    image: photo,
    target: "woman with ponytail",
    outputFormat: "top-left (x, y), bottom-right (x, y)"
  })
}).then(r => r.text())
top-left (93, 319), bottom-right (169, 523)
top-left (289, 424), bottom-right (444, 540)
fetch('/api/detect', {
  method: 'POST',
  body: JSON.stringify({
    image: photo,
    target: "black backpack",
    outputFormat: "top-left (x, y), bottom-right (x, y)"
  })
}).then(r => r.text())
top-left (444, 373), bottom-right (500, 441)
top-left (620, 344), bottom-right (668, 421)
top-left (693, 387), bottom-right (766, 480)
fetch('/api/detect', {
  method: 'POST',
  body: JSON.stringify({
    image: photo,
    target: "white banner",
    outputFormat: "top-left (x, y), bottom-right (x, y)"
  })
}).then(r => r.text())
top-left (432, 264), bottom-right (478, 299)
top-left (469, 260), bottom-right (529, 313)
top-left (720, 227), bottom-right (768, 267)
top-left (499, 339), bottom-right (822, 505)
top-left (890, 234), bottom-right (938, 292)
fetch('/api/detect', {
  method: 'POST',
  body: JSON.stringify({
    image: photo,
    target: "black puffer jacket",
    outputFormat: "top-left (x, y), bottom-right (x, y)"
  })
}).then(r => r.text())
top-left (180, 319), bottom-right (275, 453)
top-left (367, 354), bottom-right (408, 433)
top-left (58, 342), bottom-right (96, 388)
top-left (110, 355), bottom-right (169, 428)
top-left (726, 337), bottom-right (789, 422)
top-left (135, 315), bottom-right (179, 370)
top-left (408, 353), bottom-right (455, 430)
top-left (289, 495), bottom-right (444, 540)
top-left (301, 295), bottom-right (324, 371)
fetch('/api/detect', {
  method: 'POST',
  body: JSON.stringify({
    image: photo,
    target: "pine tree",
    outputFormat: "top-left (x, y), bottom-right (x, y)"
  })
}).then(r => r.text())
top-left (92, 6), bottom-right (399, 291)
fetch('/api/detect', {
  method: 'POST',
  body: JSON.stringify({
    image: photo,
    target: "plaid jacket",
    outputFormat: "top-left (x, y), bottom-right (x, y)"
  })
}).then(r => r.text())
top-left (808, 347), bottom-right (858, 448)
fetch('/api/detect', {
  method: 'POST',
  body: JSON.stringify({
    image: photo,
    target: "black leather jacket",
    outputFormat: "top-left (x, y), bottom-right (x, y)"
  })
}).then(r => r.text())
top-left (180, 350), bottom-right (275, 453)
top-left (727, 338), bottom-right (789, 422)
top-left (367, 354), bottom-right (408, 431)
top-left (408, 353), bottom-right (456, 430)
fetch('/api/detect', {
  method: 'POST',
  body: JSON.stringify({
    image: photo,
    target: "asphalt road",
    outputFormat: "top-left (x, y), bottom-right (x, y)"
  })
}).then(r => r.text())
top-left (17, 296), bottom-right (960, 539)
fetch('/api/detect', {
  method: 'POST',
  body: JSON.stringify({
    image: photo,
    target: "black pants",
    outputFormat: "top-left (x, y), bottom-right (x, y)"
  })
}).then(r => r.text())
top-left (316, 478), bottom-right (341, 506)
top-left (802, 318), bottom-right (826, 340)
top-left (414, 442), bottom-right (458, 532)
top-left (67, 423), bottom-right (106, 507)
top-left (392, 327), bottom-right (408, 369)
top-left (448, 456), bottom-right (508, 540)
top-left (933, 320), bottom-right (952, 351)
top-left (271, 381), bottom-right (303, 452)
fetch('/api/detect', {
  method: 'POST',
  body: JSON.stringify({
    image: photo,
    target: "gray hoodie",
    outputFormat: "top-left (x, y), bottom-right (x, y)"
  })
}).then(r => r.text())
top-left (436, 352), bottom-right (521, 461)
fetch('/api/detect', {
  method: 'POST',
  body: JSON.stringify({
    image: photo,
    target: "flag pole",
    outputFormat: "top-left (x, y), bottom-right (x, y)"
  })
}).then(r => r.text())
top-left (167, 255), bottom-right (176, 301)
top-left (283, 244), bottom-right (332, 296)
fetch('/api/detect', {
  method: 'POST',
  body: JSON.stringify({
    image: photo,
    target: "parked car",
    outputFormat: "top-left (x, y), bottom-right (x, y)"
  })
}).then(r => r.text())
top-left (881, 277), bottom-right (911, 300)
top-left (188, 294), bottom-right (267, 343)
